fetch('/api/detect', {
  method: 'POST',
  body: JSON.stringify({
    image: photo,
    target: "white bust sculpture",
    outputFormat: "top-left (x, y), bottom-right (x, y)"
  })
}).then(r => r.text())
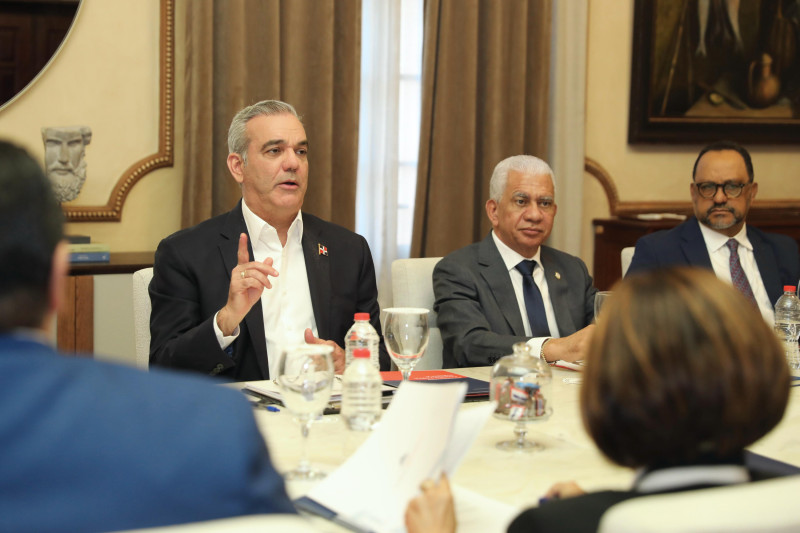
top-left (41, 126), bottom-right (92, 203)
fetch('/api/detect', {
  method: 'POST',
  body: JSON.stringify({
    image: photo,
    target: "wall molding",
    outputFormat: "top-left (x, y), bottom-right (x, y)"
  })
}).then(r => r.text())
top-left (64, 0), bottom-right (174, 222)
top-left (584, 156), bottom-right (800, 219)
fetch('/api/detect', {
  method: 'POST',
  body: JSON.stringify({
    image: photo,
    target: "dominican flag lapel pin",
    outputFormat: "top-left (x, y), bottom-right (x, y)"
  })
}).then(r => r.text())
top-left (318, 244), bottom-right (328, 256)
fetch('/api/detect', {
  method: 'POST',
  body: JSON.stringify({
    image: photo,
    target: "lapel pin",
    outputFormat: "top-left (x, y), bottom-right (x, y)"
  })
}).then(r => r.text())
top-left (555, 272), bottom-right (561, 280)
top-left (318, 244), bottom-right (328, 256)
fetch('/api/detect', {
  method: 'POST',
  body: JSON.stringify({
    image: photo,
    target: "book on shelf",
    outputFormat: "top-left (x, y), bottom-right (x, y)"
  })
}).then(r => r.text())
top-left (68, 243), bottom-right (110, 253)
top-left (65, 234), bottom-right (91, 244)
top-left (69, 251), bottom-right (110, 263)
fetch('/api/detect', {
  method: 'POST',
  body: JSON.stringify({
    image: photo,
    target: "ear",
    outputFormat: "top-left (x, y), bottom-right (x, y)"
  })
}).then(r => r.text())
top-left (48, 241), bottom-right (69, 320)
top-left (486, 199), bottom-right (498, 227)
top-left (227, 153), bottom-right (245, 184)
top-left (749, 182), bottom-right (758, 200)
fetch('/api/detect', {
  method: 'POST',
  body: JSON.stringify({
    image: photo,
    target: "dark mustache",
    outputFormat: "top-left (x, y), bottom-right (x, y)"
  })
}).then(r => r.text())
top-left (707, 205), bottom-right (734, 215)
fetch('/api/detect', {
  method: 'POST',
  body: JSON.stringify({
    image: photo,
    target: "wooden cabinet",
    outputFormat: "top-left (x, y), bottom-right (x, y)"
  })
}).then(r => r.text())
top-left (58, 252), bottom-right (154, 357)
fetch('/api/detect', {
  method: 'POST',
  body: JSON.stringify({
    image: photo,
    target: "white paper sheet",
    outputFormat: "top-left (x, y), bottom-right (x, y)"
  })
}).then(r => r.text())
top-left (305, 381), bottom-right (495, 533)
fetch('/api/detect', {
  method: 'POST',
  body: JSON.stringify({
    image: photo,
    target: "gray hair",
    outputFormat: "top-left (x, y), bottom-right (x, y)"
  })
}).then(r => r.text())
top-left (489, 155), bottom-right (555, 201)
top-left (227, 100), bottom-right (301, 165)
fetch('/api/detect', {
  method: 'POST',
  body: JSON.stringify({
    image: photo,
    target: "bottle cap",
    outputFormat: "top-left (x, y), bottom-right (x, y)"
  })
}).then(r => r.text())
top-left (354, 312), bottom-right (370, 321)
top-left (784, 286), bottom-right (797, 292)
top-left (353, 348), bottom-right (370, 358)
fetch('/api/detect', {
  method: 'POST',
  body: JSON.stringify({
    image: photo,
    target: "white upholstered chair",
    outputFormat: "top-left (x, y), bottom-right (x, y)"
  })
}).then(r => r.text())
top-left (621, 246), bottom-right (635, 276)
top-left (132, 267), bottom-right (154, 370)
top-left (390, 257), bottom-right (443, 370)
top-left (598, 476), bottom-right (800, 533)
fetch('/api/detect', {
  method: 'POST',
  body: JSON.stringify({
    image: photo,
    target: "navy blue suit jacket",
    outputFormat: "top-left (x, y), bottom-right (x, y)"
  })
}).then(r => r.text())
top-left (149, 202), bottom-right (387, 380)
top-left (434, 233), bottom-right (597, 368)
top-left (0, 334), bottom-right (293, 533)
top-left (627, 217), bottom-right (800, 306)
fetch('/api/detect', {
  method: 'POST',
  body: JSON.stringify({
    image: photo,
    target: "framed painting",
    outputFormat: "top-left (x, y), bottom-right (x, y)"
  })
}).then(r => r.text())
top-left (628, 0), bottom-right (800, 144)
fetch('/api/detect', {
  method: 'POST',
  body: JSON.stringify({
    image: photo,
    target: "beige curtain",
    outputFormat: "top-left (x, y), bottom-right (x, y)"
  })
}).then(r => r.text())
top-left (411, 0), bottom-right (552, 258)
top-left (182, 0), bottom-right (361, 230)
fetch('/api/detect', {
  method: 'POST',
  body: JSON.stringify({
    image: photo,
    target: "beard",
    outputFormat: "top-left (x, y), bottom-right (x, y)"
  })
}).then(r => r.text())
top-left (48, 161), bottom-right (87, 203)
top-left (699, 204), bottom-right (743, 231)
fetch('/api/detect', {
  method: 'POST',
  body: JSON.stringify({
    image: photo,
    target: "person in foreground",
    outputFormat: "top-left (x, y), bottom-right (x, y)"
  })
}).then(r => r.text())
top-left (407, 267), bottom-right (791, 533)
top-left (149, 99), bottom-right (387, 380)
top-left (627, 140), bottom-right (799, 323)
top-left (433, 155), bottom-right (597, 368)
top-left (0, 141), bottom-right (294, 532)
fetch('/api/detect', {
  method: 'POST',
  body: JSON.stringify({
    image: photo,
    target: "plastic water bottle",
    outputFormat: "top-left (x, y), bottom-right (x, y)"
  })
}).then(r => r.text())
top-left (341, 348), bottom-right (382, 431)
top-left (344, 313), bottom-right (380, 370)
top-left (774, 285), bottom-right (800, 369)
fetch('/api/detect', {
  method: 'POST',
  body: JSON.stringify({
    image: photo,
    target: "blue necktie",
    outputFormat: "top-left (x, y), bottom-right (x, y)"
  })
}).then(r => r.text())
top-left (726, 239), bottom-right (757, 306)
top-left (515, 260), bottom-right (551, 337)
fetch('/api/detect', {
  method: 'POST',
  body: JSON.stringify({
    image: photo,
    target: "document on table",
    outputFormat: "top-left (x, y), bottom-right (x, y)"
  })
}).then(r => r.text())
top-left (297, 381), bottom-right (497, 533)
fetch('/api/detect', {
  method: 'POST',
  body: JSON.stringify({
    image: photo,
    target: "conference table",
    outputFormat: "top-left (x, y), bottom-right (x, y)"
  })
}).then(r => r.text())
top-left (241, 366), bottom-right (800, 527)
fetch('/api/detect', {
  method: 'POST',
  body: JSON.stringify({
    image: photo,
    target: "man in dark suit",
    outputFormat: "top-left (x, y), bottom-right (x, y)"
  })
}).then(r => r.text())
top-left (150, 100), bottom-right (387, 380)
top-left (0, 141), bottom-right (294, 532)
top-left (627, 141), bottom-right (799, 321)
top-left (433, 155), bottom-right (597, 368)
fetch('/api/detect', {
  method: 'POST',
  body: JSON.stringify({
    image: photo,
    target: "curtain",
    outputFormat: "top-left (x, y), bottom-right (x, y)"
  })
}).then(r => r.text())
top-left (411, 0), bottom-right (552, 258)
top-left (356, 0), bottom-right (401, 310)
top-left (182, 0), bottom-right (362, 230)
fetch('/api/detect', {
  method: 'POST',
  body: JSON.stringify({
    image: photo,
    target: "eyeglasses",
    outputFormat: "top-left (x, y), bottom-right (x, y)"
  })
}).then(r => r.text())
top-left (693, 181), bottom-right (749, 199)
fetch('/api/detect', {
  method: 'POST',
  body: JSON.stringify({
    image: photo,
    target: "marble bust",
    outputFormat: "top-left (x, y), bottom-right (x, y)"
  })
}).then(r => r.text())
top-left (41, 126), bottom-right (92, 203)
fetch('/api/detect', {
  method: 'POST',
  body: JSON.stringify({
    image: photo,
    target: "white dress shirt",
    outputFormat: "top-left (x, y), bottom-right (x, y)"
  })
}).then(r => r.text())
top-left (213, 201), bottom-right (317, 377)
top-left (699, 223), bottom-right (775, 325)
top-left (491, 232), bottom-right (561, 356)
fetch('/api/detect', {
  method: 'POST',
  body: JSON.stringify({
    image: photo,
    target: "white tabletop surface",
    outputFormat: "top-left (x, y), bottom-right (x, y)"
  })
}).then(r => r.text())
top-left (244, 367), bottom-right (800, 512)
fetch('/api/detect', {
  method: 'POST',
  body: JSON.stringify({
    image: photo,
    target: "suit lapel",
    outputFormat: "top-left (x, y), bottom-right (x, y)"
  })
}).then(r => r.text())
top-left (479, 235), bottom-right (526, 336)
top-left (749, 227), bottom-right (782, 305)
top-left (302, 214), bottom-right (332, 340)
top-left (540, 248), bottom-right (577, 335)
top-left (681, 218), bottom-right (714, 268)
top-left (220, 202), bottom-right (270, 379)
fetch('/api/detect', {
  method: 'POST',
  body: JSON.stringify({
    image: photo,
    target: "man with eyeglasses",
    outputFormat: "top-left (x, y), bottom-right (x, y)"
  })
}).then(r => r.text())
top-left (627, 141), bottom-right (799, 323)
top-left (434, 155), bottom-right (597, 368)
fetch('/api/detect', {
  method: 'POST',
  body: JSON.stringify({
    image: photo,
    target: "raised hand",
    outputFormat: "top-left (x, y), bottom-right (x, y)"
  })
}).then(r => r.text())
top-left (216, 233), bottom-right (279, 336)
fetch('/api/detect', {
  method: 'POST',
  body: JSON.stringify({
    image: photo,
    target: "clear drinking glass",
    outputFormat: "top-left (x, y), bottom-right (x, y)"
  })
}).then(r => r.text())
top-left (276, 344), bottom-right (334, 480)
top-left (383, 307), bottom-right (430, 381)
top-left (490, 343), bottom-right (553, 452)
top-left (594, 291), bottom-right (612, 321)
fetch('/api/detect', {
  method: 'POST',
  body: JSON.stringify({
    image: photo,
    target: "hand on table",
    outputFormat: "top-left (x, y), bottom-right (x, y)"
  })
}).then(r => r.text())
top-left (405, 474), bottom-right (456, 533)
top-left (542, 481), bottom-right (586, 501)
top-left (304, 328), bottom-right (346, 374)
top-left (216, 233), bottom-right (279, 336)
top-left (542, 324), bottom-right (595, 363)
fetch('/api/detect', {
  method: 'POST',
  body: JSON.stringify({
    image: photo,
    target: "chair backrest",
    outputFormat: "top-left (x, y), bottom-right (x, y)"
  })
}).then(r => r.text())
top-left (598, 476), bottom-right (800, 533)
top-left (132, 267), bottom-right (154, 370)
top-left (391, 257), bottom-right (443, 370)
top-left (621, 246), bottom-right (635, 276)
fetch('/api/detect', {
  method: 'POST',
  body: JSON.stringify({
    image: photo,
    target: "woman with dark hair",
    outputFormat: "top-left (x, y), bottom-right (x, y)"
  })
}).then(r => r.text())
top-left (406, 267), bottom-right (791, 533)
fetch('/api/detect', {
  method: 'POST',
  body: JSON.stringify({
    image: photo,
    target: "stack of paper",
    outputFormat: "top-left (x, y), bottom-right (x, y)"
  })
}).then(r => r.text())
top-left (295, 381), bottom-right (498, 532)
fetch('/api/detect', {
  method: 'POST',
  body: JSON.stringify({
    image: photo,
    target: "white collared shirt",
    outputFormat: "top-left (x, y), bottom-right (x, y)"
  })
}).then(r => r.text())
top-left (491, 231), bottom-right (561, 357)
top-left (213, 201), bottom-right (317, 377)
top-left (633, 464), bottom-right (750, 493)
top-left (699, 223), bottom-right (774, 325)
